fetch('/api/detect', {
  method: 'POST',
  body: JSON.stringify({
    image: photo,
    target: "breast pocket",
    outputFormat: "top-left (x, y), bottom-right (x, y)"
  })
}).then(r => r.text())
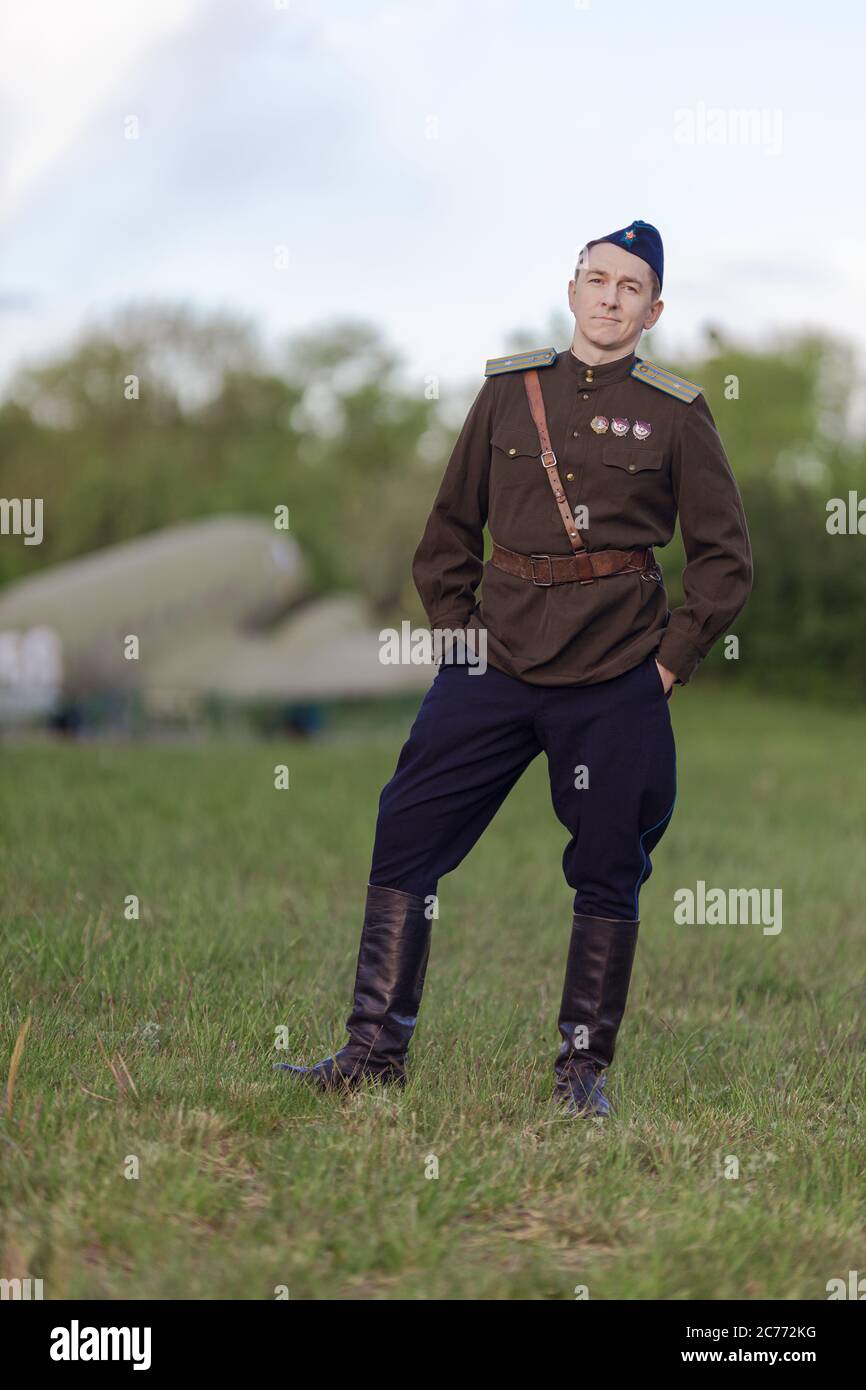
top-left (602, 445), bottom-right (664, 476)
top-left (490, 427), bottom-right (541, 488)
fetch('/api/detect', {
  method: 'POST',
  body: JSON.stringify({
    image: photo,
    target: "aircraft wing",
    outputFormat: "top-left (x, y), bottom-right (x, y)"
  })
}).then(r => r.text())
top-left (143, 595), bottom-right (437, 711)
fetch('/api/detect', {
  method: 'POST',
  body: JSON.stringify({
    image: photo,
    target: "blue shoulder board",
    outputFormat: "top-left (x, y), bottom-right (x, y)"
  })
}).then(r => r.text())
top-left (484, 346), bottom-right (557, 377)
top-left (631, 358), bottom-right (702, 402)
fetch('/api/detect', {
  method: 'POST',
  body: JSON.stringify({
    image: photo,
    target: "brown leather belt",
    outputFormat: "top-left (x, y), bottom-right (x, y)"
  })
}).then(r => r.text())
top-left (490, 541), bottom-right (660, 587)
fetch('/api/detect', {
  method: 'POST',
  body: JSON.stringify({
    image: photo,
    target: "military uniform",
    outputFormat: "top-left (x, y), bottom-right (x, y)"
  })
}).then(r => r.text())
top-left (279, 221), bottom-right (753, 1117)
top-left (413, 345), bottom-right (750, 687)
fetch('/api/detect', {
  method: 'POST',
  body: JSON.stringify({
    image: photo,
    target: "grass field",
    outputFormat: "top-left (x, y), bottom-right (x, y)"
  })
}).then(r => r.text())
top-left (1, 685), bottom-right (864, 1301)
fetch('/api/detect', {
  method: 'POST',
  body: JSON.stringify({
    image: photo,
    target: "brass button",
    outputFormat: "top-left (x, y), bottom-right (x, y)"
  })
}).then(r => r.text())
top-left (585, 369), bottom-right (594, 383)
top-left (566, 472), bottom-right (574, 480)
top-left (508, 447), bottom-right (517, 456)
top-left (572, 430), bottom-right (579, 438)
top-left (582, 393), bottom-right (589, 400)
top-left (628, 463), bottom-right (636, 472)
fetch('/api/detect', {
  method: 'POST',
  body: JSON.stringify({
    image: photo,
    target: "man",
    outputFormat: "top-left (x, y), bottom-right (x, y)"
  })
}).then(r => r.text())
top-left (277, 220), bottom-right (753, 1117)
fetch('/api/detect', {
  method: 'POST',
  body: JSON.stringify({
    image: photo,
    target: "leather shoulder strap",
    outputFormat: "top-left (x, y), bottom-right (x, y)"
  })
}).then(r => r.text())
top-left (523, 369), bottom-right (585, 553)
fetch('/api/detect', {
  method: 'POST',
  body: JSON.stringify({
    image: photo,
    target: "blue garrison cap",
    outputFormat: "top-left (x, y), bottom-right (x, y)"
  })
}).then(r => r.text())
top-left (590, 220), bottom-right (664, 292)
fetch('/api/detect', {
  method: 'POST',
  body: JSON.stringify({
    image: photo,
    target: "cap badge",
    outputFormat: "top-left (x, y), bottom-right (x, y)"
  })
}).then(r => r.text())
top-left (611, 417), bottom-right (630, 436)
top-left (632, 420), bottom-right (652, 440)
top-left (590, 415), bottom-right (609, 434)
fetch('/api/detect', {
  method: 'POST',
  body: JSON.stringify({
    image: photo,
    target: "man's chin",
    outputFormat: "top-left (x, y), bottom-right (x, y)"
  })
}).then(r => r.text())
top-left (581, 328), bottom-right (629, 353)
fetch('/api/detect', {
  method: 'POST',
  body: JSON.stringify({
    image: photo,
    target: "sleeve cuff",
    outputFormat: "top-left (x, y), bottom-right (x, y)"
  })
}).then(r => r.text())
top-left (428, 611), bottom-right (473, 631)
top-left (657, 630), bottom-right (704, 685)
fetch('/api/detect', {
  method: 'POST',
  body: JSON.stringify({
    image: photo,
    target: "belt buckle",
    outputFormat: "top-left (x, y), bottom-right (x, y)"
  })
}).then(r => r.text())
top-left (540, 449), bottom-right (558, 470)
top-left (530, 553), bottom-right (554, 586)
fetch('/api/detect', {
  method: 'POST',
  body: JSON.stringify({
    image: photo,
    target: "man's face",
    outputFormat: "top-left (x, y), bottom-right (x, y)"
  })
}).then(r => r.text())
top-left (567, 241), bottom-right (663, 353)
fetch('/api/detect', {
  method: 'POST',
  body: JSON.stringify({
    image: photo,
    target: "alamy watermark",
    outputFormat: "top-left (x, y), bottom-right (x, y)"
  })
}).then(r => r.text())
top-left (0, 498), bottom-right (43, 545)
top-left (673, 103), bottom-right (783, 156)
top-left (1, 1277), bottom-right (44, 1299)
top-left (674, 881), bottom-right (782, 935)
top-left (379, 622), bottom-right (487, 673)
top-left (49, 1321), bottom-right (151, 1369)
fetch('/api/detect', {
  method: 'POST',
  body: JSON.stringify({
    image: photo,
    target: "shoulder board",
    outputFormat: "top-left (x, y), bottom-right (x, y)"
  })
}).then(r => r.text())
top-left (484, 346), bottom-right (557, 377)
top-left (631, 358), bottom-right (702, 403)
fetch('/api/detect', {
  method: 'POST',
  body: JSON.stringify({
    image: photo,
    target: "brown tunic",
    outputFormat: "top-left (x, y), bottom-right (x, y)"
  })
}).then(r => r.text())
top-left (411, 345), bottom-right (753, 686)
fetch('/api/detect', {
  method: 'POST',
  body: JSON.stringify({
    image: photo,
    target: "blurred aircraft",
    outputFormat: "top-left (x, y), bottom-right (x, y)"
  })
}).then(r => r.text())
top-left (0, 514), bottom-right (435, 728)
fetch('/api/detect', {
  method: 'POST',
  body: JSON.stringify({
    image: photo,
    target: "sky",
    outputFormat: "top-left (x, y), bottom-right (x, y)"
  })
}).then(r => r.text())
top-left (1, 0), bottom-right (865, 402)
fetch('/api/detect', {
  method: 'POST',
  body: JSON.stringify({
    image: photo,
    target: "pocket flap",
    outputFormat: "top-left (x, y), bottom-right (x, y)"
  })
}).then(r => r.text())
top-left (491, 426), bottom-right (540, 460)
top-left (602, 445), bottom-right (663, 473)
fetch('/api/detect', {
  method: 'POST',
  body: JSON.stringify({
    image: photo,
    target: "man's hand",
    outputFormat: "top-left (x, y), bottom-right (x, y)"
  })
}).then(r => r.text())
top-left (655, 659), bottom-right (676, 695)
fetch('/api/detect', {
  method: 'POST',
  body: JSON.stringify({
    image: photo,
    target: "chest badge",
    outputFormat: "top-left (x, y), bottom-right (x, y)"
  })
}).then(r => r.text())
top-left (632, 420), bottom-right (652, 440)
top-left (611, 417), bottom-right (630, 436)
top-left (590, 415), bottom-right (609, 434)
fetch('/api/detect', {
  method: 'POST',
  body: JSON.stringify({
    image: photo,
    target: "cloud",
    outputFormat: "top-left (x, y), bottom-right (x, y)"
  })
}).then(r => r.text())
top-left (0, 0), bottom-right (206, 221)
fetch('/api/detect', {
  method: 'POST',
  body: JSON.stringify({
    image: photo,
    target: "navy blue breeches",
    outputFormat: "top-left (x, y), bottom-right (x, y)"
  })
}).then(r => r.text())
top-left (368, 653), bottom-right (677, 921)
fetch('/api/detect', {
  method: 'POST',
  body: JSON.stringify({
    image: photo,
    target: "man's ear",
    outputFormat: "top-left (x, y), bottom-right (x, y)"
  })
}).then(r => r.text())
top-left (567, 278), bottom-right (577, 312)
top-left (644, 297), bottom-right (664, 330)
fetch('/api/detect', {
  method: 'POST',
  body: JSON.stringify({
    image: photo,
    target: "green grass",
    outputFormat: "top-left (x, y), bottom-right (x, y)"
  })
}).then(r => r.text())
top-left (1, 685), bottom-right (864, 1300)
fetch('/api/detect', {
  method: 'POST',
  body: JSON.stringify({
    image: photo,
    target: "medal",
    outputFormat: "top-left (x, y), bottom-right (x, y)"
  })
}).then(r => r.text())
top-left (590, 416), bottom-right (609, 434)
top-left (632, 420), bottom-right (652, 440)
top-left (611, 417), bottom-right (630, 436)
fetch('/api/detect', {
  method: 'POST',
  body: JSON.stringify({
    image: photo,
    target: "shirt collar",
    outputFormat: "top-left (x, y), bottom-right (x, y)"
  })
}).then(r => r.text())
top-left (562, 345), bottom-right (638, 390)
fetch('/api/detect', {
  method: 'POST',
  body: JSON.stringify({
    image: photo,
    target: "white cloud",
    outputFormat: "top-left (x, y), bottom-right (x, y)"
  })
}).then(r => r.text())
top-left (0, 0), bottom-right (205, 219)
top-left (0, 0), bottom-right (864, 403)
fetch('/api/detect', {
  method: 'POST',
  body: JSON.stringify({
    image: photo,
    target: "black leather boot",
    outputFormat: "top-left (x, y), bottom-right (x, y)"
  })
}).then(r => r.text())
top-left (553, 913), bottom-right (640, 1118)
top-left (275, 883), bottom-right (432, 1091)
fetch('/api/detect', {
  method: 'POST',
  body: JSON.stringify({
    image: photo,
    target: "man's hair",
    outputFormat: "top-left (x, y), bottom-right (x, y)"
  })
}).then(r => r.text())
top-left (574, 241), bottom-right (661, 302)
